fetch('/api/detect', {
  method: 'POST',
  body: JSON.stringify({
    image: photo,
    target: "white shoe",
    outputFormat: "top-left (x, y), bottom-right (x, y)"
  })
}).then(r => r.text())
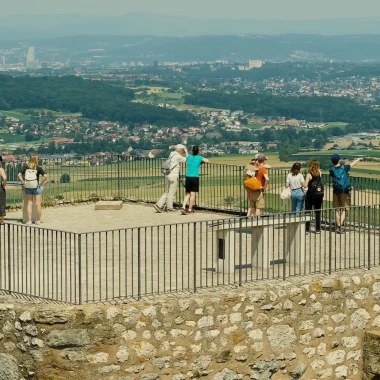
top-left (25, 221), bottom-right (32, 226)
top-left (35, 221), bottom-right (41, 225)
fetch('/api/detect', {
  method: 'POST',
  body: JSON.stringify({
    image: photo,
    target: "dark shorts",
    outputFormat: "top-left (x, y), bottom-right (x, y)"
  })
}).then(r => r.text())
top-left (185, 177), bottom-right (199, 193)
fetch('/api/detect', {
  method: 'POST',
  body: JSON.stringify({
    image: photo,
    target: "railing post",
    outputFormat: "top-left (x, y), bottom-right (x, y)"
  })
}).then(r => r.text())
top-left (329, 208), bottom-right (332, 275)
top-left (78, 234), bottom-right (82, 304)
top-left (137, 228), bottom-right (141, 300)
top-left (238, 217), bottom-right (242, 286)
top-left (117, 155), bottom-right (121, 200)
top-left (368, 206), bottom-right (371, 270)
top-left (7, 224), bottom-right (11, 293)
top-left (193, 223), bottom-right (197, 293)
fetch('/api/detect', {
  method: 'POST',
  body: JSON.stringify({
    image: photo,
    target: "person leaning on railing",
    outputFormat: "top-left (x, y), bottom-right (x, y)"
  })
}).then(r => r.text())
top-left (18, 154), bottom-right (48, 226)
top-left (0, 156), bottom-right (7, 225)
top-left (329, 154), bottom-right (363, 234)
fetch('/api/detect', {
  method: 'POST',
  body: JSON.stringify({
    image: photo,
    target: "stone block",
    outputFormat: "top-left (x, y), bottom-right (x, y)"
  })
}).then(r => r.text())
top-left (95, 201), bottom-right (123, 210)
top-left (363, 330), bottom-right (380, 376)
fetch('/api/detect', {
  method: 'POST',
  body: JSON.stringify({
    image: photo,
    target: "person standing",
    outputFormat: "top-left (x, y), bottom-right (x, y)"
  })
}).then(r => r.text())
top-left (180, 146), bottom-right (209, 215)
top-left (154, 144), bottom-right (188, 213)
top-left (285, 162), bottom-right (305, 213)
top-left (304, 160), bottom-right (324, 233)
top-left (0, 157), bottom-right (7, 224)
top-left (329, 154), bottom-right (363, 233)
top-left (248, 154), bottom-right (270, 217)
top-left (18, 154), bottom-right (47, 225)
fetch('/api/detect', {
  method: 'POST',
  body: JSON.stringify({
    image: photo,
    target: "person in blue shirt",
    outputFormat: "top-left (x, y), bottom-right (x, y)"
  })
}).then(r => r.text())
top-left (329, 154), bottom-right (363, 233)
top-left (180, 146), bottom-right (209, 215)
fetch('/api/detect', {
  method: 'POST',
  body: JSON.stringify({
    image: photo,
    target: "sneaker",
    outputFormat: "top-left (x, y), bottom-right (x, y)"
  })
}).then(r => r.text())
top-left (315, 230), bottom-right (321, 234)
top-left (35, 221), bottom-right (41, 225)
top-left (25, 221), bottom-right (32, 226)
top-left (153, 204), bottom-right (163, 213)
top-left (180, 209), bottom-right (187, 215)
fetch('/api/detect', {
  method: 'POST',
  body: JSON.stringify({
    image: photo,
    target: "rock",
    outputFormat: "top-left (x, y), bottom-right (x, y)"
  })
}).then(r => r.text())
top-left (229, 313), bottom-right (242, 323)
top-left (122, 330), bottom-right (137, 341)
top-left (142, 306), bottom-right (157, 318)
top-left (19, 311), bottom-right (31, 322)
top-left (169, 329), bottom-right (188, 338)
top-left (198, 316), bottom-right (214, 328)
top-left (116, 346), bottom-right (129, 363)
top-left (14, 321), bottom-right (22, 331)
top-left (347, 350), bottom-right (361, 361)
top-left (248, 329), bottom-right (263, 340)
top-left (34, 310), bottom-right (68, 325)
top-left (213, 368), bottom-right (242, 380)
top-left (192, 355), bottom-right (211, 371)
top-left (2, 321), bottom-right (13, 334)
top-left (267, 325), bottom-right (297, 350)
top-left (98, 365), bottom-right (121, 374)
top-left (335, 365), bottom-right (348, 379)
top-left (179, 299), bottom-right (191, 311)
top-left (256, 313), bottom-right (269, 325)
top-left (313, 328), bottom-right (325, 338)
top-left (342, 336), bottom-right (359, 348)
top-left (123, 307), bottom-right (141, 327)
top-left (354, 288), bottom-right (369, 300)
top-left (133, 341), bottom-right (156, 358)
top-left (3, 342), bottom-right (15, 351)
top-left (335, 325), bottom-right (347, 334)
top-left (16, 343), bottom-right (26, 353)
top-left (141, 374), bottom-right (159, 380)
top-left (317, 368), bottom-right (333, 379)
top-left (61, 350), bottom-right (86, 362)
top-left (346, 299), bottom-right (357, 309)
top-left (173, 360), bottom-right (187, 369)
top-left (31, 338), bottom-right (44, 348)
top-left (299, 320), bottom-right (314, 331)
top-left (261, 304), bottom-right (274, 311)
top-left (331, 313), bottom-right (346, 323)
top-left (350, 308), bottom-right (371, 330)
top-left (303, 347), bottom-right (316, 358)
top-left (86, 352), bottom-right (109, 364)
top-left (326, 350), bottom-right (345, 365)
top-left (299, 333), bottom-right (311, 345)
top-left (205, 330), bottom-right (220, 339)
top-left (290, 362), bottom-right (307, 379)
top-left (0, 353), bottom-right (19, 380)
top-left (311, 360), bottom-right (324, 370)
top-left (317, 343), bottom-right (326, 356)
top-left (172, 375), bottom-right (186, 380)
top-left (216, 350), bottom-right (231, 363)
top-left (46, 329), bottom-right (91, 348)
top-left (24, 324), bottom-right (38, 337)
top-left (283, 300), bottom-right (293, 310)
top-left (152, 356), bottom-right (171, 370)
top-left (251, 359), bottom-right (279, 379)
top-left (30, 350), bottom-right (44, 363)
top-left (106, 307), bottom-right (120, 320)
top-left (372, 315), bottom-right (380, 327)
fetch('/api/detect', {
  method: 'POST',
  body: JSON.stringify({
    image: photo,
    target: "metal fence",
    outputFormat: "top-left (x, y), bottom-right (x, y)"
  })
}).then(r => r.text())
top-left (1, 204), bottom-right (379, 304)
top-left (4, 155), bottom-right (380, 214)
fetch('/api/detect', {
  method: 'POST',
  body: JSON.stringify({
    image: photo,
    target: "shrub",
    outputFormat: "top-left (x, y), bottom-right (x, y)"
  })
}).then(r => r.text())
top-left (60, 173), bottom-right (71, 184)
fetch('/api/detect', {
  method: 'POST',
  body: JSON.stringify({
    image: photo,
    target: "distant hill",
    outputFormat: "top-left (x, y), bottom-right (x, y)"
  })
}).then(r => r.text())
top-left (3, 34), bottom-right (380, 62)
top-left (1, 13), bottom-right (380, 38)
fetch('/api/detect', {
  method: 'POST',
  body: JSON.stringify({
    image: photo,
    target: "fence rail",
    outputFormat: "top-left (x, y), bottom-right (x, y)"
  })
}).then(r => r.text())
top-left (1, 204), bottom-right (379, 304)
top-left (5, 155), bottom-right (380, 214)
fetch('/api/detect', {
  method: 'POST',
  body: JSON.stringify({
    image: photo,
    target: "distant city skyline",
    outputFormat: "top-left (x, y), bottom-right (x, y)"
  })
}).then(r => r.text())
top-left (1, 0), bottom-right (380, 20)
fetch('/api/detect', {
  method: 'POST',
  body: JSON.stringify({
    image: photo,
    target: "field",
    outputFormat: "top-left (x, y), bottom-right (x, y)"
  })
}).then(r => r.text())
top-left (1, 111), bottom-right (32, 121)
top-left (133, 87), bottom-right (189, 106)
top-left (211, 153), bottom-right (291, 169)
top-left (1, 109), bottom-right (82, 120)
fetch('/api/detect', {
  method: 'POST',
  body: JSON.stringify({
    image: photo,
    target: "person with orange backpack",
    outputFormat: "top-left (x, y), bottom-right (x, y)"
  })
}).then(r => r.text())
top-left (244, 154), bottom-right (269, 217)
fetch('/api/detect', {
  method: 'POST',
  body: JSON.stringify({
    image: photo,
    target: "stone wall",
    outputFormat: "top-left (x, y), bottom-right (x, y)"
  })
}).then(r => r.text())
top-left (1, 268), bottom-right (380, 379)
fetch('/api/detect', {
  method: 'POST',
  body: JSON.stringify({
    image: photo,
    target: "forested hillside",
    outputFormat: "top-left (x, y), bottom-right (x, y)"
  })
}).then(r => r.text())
top-left (0, 75), bottom-right (198, 127)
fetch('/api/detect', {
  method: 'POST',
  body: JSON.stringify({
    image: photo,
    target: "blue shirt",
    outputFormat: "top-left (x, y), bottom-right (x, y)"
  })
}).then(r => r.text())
top-left (186, 155), bottom-right (204, 177)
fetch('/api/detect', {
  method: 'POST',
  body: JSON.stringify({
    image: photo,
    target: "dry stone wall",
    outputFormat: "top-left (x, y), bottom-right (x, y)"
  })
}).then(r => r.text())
top-left (1, 269), bottom-right (380, 379)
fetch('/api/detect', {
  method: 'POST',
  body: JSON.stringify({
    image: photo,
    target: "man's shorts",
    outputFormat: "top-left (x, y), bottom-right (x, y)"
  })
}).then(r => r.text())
top-left (185, 177), bottom-right (200, 193)
top-left (333, 193), bottom-right (350, 208)
top-left (25, 185), bottom-right (43, 196)
top-left (249, 190), bottom-right (265, 209)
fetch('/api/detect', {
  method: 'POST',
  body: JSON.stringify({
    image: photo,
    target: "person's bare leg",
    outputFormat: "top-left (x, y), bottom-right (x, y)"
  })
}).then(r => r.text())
top-left (255, 208), bottom-right (262, 217)
top-left (340, 210), bottom-right (347, 226)
top-left (335, 209), bottom-right (342, 227)
top-left (181, 193), bottom-right (191, 214)
top-left (189, 192), bottom-right (196, 211)
top-left (26, 195), bottom-right (33, 222)
top-left (35, 195), bottom-right (42, 222)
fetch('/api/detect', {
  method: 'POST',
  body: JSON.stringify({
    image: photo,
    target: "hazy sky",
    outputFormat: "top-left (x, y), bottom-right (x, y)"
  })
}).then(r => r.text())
top-left (1, 0), bottom-right (380, 19)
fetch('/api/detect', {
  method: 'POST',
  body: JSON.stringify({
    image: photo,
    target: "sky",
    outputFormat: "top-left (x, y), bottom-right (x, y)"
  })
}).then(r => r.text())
top-left (1, 0), bottom-right (380, 19)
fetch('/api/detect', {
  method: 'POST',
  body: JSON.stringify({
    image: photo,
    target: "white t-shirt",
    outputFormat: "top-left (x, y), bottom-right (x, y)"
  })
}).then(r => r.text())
top-left (286, 173), bottom-right (305, 190)
top-left (167, 151), bottom-right (186, 180)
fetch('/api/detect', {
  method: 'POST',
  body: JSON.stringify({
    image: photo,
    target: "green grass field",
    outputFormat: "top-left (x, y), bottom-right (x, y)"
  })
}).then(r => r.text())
top-left (1, 111), bottom-right (32, 121)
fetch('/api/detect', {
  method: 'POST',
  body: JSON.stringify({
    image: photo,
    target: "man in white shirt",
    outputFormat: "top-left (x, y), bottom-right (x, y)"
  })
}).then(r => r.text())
top-left (154, 144), bottom-right (188, 212)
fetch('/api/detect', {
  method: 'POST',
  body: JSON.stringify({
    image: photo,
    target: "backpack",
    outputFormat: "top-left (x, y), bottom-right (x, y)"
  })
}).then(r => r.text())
top-left (309, 175), bottom-right (324, 199)
top-left (244, 170), bottom-right (262, 191)
top-left (161, 154), bottom-right (178, 176)
top-left (24, 168), bottom-right (38, 189)
top-left (330, 166), bottom-right (351, 194)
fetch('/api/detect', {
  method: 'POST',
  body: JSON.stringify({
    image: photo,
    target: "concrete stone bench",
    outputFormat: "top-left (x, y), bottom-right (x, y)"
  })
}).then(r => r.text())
top-left (95, 201), bottom-right (123, 210)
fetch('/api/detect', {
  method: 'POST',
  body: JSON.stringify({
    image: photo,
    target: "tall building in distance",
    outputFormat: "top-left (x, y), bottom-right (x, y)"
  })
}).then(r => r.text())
top-left (248, 60), bottom-right (263, 69)
top-left (26, 46), bottom-right (38, 69)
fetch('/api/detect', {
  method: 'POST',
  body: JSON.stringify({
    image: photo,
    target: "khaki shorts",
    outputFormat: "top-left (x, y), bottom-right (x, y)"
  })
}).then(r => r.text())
top-left (249, 190), bottom-right (265, 209)
top-left (333, 193), bottom-right (350, 209)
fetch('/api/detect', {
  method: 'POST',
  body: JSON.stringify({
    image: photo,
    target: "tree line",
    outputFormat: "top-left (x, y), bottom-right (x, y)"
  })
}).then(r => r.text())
top-left (0, 75), bottom-right (198, 127)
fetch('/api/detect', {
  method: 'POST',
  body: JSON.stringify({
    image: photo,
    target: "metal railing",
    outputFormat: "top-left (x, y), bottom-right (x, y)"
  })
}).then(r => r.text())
top-left (4, 155), bottom-right (380, 214)
top-left (1, 204), bottom-right (379, 304)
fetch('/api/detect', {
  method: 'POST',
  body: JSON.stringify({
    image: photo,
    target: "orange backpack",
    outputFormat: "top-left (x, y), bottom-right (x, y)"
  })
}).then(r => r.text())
top-left (244, 176), bottom-right (262, 191)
